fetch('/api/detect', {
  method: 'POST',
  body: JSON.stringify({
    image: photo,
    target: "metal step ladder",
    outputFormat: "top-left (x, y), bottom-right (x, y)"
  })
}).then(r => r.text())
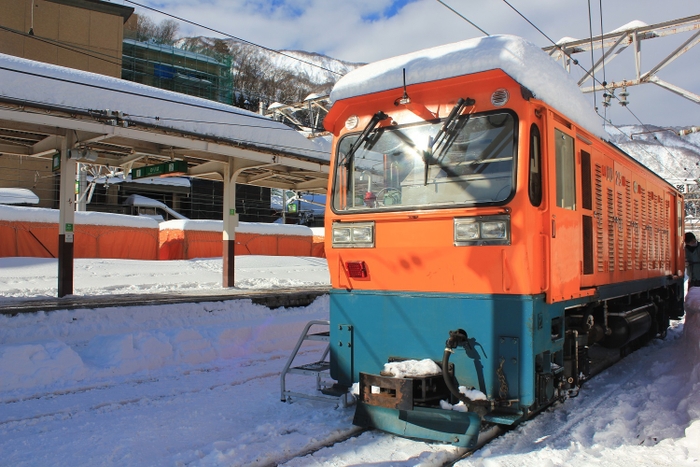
top-left (280, 319), bottom-right (350, 405)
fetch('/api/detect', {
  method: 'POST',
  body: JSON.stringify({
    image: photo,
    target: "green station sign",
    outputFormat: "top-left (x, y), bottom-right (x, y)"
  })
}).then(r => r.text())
top-left (131, 160), bottom-right (188, 179)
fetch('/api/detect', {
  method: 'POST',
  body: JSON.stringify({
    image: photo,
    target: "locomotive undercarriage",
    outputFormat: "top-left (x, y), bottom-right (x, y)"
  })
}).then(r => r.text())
top-left (525, 283), bottom-right (680, 427)
top-left (561, 283), bottom-right (681, 390)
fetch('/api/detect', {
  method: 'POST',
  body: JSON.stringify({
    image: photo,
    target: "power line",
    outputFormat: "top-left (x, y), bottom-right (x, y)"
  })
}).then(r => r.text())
top-left (0, 28), bottom-right (332, 156)
top-left (598, 0), bottom-right (607, 86)
top-left (601, 116), bottom-right (698, 182)
top-left (1, 19), bottom-right (328, 110)
top-left (0, 24), bottom-right (242, 102)
top-left (500, 0), bottom-right (558, 49)
top-left (122, 0), bottom-right (342, 77)
top-left (0, 94), bottom-right (329, 159)
top-left (587, 0), bottom-right (597, 111)
top-left (0, 64), bottom-right (296, 130)
top-left (598, 0), bottom-right (609, 122)
top-left (434, 0), bottom-right (489, 36)
top-left (0, 101), bottom-right (331, 166)
top-left (0, 24), bottom-right (125, 67)
top-left (497, 0), bottom-right (685, 176)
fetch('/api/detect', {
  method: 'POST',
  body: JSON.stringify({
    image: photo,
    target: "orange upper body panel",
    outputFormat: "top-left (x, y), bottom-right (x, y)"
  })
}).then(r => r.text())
top-left (324, 70), bottom-right (683, 301)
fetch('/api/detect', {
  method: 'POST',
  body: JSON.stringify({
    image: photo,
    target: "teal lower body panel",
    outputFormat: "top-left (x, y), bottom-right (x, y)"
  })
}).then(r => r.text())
top-left (354, 402), bottom-right (482, 448)
top-left (330, 289), bottom-right (562, 404)
top-left (330, 289), bottom-right (572, 441)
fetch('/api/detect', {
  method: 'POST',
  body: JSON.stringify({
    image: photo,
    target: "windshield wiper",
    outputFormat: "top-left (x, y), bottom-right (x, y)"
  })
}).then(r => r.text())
top-left (431, 97), bottom-right (474, 158)
top-left (422, 97), bottom-right (474, 185)
top-left (339, 111), bottom-right (389, 168)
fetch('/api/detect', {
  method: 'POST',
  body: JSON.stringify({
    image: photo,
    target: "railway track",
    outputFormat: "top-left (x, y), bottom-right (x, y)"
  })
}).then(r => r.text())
top-left (270, 337), bottom-right (644, 466)
top-left (0, 285), bottom-right (330, 315)
top-left (271, 419), bottom-right (503, 466)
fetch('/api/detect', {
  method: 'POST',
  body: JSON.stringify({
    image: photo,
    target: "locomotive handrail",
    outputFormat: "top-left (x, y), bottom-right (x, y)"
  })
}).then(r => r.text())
top-left (280, 319), bottom-right (330, 402)
top-left (541, 232), bottom-right (550, 293)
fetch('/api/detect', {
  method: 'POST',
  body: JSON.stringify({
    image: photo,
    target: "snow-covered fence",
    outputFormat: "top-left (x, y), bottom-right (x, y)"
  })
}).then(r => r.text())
top-left (0, 206), bottom-right (326, 260)
top-left (0, 205), bottom-right (159, 260)
top-left (158, 220), bottom-right (325, 259)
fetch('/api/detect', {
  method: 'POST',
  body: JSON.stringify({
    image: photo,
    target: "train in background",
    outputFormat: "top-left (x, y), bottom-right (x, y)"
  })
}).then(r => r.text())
top-left (322, 35), bottom-right (684, 447)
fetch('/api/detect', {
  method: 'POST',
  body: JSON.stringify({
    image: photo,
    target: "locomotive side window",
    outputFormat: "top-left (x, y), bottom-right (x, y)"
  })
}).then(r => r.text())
top-left (555, 129), bottom-right (576, 210)
top-left (581, 151), bottom-right (592, 210)
top-left (528, 124), bottom-right (542, 207)
top-left (331, 112), bottom-right (517, 213)
top-left (581, 150), bottom-right (594, 274)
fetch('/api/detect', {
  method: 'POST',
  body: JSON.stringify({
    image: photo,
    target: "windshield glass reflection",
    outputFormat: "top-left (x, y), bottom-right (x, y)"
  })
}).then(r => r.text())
top-left (332, 112), bottom-right (517, 212)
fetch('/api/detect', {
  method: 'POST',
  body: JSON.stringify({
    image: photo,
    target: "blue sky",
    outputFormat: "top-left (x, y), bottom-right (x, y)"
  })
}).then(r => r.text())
top-left (362, 0), bottom-right (417, 22)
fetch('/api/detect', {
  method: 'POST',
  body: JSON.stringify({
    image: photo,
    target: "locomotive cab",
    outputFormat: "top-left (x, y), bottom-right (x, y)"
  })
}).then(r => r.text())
top-left (323, 35), bottom-right (684, 447)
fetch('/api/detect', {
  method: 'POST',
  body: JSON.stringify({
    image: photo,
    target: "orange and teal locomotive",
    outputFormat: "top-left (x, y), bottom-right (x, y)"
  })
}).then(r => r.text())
top-left (323, 35), bottom-right (684, 447)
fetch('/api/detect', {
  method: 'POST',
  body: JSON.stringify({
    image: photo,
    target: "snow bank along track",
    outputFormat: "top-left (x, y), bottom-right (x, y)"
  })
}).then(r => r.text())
top-left (0, 286), bottom-right (330, 315)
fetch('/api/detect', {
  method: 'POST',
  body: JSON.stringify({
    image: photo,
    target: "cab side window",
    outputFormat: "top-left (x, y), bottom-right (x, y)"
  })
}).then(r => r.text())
top-left (555, 129), bottom-right (576, 210)
top-left (529, 124), bottom-right (542, 207)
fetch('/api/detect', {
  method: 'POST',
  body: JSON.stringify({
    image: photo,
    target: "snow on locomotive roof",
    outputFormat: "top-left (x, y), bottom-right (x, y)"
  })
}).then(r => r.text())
top-left (0, 53), bottom-right (326, 162)
top-left (330, 35), bottom-right (606, 140)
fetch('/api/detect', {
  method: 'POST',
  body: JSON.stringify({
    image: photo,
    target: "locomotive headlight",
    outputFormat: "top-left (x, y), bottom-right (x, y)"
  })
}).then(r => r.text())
top-left (333, 227), bottom-right (352, 243)
top-left (480, 220), bottom-right (507, 239)
top-left (455, 221), bottom-right (480, 240)
top-left (454, 215), bottom-right (510, 246)
top-left (332, 221), bottom-right (375, 248)
top-left (351, 225), bottom-right (373, 243)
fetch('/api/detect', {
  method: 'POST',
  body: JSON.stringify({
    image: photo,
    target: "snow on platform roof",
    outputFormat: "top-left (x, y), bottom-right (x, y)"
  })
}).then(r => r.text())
top-left (330, 35), bottom-right (606, 140)
top-left (0, 53), bottom-right (326, 162)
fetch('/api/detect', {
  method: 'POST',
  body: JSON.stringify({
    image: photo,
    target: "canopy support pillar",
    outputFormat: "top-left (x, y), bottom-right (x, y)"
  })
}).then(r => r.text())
top-left (221, 159), bottom-right (278, 287)
top-left (58, 133), bottom-right (76, 297)
top-left (222, 161), bottom-right (239, 288)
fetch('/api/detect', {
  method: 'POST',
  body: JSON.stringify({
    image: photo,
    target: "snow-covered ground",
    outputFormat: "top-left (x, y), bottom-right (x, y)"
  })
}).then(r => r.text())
top-left (0, 256), bottom-right (328, 299)
top-left (1, 257), bottom-right (699, 466)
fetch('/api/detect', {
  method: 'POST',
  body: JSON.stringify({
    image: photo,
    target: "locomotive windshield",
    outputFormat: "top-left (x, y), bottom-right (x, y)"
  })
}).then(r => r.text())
top-left (331, 111), bottom-right (516, 212)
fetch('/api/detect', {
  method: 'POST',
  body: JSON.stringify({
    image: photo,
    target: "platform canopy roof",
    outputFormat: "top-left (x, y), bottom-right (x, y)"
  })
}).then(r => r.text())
top-left (0, 53), bottom-right (330, 192)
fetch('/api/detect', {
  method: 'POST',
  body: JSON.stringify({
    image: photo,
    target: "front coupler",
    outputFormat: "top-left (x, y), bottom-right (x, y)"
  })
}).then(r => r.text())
top-left (354, 372), bottom-right (482, 447)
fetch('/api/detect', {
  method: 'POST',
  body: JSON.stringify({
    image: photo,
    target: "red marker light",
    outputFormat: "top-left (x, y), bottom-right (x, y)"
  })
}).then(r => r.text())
top-left (346, 261), bottom-right (368, 278)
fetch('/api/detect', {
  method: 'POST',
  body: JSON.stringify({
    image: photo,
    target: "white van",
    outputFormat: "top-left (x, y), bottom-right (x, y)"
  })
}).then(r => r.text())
top-left (123, 194), bottom-right (187, 222)
top-left (0, 188), bottom-right (40, 206)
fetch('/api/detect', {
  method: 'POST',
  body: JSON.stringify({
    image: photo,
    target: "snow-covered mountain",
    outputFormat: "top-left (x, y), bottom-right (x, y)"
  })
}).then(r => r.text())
top-left (607, 125), bottom-right (700, 185)
top-left (176, 36), bottom-right (364, 87)
top-left (266, 49), bottom-right (363, 86)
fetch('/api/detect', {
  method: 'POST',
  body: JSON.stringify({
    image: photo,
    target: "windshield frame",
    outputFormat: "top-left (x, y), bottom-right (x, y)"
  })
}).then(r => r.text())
top-left (330, 109), bottom-right (519, 215)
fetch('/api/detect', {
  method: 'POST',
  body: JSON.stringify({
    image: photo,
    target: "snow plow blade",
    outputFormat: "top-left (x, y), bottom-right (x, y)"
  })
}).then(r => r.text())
top-left (353, 402), bottom-right (482, 448)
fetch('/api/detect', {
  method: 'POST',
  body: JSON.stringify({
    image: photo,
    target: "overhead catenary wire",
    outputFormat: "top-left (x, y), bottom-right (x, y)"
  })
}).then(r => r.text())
top-left (587, 0), bottom-right (597, 111)
top-left (0, 18), bottom-right (334, 160)
top-left (598, 0), bottom-right (607, 86)
top-left (434, 0), bottom-right (489, 36)
top-left (598, 0), bottom-right (609, 122)
top-left (0, 25), bottom-right (241, 103)
top-left (121, 0), bottom-right (342, 78)
top-left (0, 64), bottom-right (304, 131)
top-left (496, 0), bottom-right (688, 180)
top-left (0, 162), bottom-right (285, 219)
top-left (0, 24), bottom-right (125, 67)
top-left (0, 94), bottom-right (330, 159)
top-left (599, 115), bottom-right (697, 182)
top-left (1, 15), bottom-right (331, 111)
